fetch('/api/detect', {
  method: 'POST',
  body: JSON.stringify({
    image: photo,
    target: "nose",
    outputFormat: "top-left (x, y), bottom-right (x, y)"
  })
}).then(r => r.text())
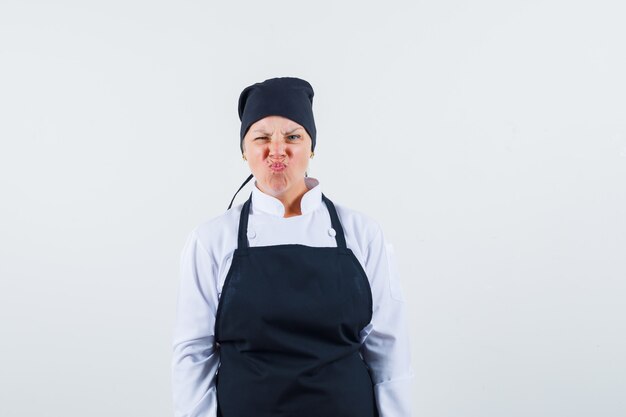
top-left (268, 134), bottom-right (287, 157)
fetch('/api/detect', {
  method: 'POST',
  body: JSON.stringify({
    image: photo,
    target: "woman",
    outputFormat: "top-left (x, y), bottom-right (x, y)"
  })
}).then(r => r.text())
top-left (172, 77), bottom-right (414, 417)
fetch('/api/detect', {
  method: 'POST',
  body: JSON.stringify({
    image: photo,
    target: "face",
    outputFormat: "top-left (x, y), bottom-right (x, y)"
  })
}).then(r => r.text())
top-left (242, 115), bottom-right (312, 198)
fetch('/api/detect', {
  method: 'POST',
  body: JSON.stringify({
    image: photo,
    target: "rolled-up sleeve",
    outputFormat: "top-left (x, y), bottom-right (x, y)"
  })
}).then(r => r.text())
top-left (360, 224), bottom-right (415, 417)
top-left (171, 229), bottom-right (220, 417)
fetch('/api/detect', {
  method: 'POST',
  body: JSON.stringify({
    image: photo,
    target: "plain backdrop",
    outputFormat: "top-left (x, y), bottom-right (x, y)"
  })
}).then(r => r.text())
top-left (1, 1), bottom-right (625, 416)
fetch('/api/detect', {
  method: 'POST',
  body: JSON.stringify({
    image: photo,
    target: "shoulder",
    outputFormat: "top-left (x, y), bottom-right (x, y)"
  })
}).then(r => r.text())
top-left (329, 198), bottom-right (384, 249)
top-left (186, 202), bottom-right (244, 256)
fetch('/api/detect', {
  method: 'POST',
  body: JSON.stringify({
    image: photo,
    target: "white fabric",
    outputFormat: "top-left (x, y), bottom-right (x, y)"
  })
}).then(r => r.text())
top-left (172, 176), bottom-right (415, 417)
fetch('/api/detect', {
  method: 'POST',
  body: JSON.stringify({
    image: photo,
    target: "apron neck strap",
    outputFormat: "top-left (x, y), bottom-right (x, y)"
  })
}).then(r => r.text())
top-left (237, 193), bottom-right (253, 249)
top-left (228, 174), bottom-right (254, 210)
top-left (321, 193), bottom-right (347, 249)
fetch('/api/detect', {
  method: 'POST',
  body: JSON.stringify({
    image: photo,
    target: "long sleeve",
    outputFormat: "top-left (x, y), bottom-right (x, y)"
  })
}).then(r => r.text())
top-left (171, 230), bottom-right (221, 417)
top-left (360, 223), bottom-right (415, 417)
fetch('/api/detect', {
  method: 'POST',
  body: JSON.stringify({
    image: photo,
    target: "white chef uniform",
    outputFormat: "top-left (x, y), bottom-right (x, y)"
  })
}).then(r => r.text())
top-left (171, 176), bottom-right (415, 417)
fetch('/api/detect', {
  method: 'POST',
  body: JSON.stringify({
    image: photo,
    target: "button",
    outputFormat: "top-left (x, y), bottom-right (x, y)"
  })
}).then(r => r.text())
top-left (246, 229), bottom-right (256, 239)
top-left (328, 228), bottom-right (336, 237)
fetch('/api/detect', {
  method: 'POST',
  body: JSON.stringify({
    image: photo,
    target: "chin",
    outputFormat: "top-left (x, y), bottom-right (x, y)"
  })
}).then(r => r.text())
top-left (262, 176), bottom-right (289, 193)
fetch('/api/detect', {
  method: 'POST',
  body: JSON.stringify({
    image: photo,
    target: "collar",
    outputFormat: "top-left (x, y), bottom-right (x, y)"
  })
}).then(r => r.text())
top-left (251, 176), bottom-right (322, 217)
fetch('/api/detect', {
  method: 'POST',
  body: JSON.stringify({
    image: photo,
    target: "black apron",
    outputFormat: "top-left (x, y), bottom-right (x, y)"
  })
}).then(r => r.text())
top-left (214, 191), bottom-right (379, 417)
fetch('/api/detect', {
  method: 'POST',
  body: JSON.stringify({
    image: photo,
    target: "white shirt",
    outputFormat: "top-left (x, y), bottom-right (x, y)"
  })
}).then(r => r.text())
top-left (172, 176), bottom-right (415, 417)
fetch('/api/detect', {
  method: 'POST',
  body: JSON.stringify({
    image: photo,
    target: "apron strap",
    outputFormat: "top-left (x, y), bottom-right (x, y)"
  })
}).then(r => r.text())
top-left (321, 193), bottom-right (347, 249)
top-left (228, 174), bottom-right (254, 210)
top-left (237, 192), bottom-right (253, 250)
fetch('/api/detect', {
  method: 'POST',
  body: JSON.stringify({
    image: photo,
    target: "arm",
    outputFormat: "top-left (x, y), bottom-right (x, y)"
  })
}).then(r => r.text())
top-left (171, 230), bottom-right (221, 417)
top-left (360, 223), bottom-right (415, 417)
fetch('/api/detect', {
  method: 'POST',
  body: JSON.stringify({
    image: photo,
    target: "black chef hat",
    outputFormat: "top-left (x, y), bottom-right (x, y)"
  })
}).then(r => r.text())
top-left (238, 76), bottom-right (317, 153)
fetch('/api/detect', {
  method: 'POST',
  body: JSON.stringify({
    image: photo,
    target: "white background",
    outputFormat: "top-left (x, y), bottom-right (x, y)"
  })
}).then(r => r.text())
top-left (1, 1), bottom-right (625, 416)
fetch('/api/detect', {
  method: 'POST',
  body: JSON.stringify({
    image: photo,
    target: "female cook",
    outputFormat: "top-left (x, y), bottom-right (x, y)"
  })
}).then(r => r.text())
top-left (171, 76), bottom-right (414, 417)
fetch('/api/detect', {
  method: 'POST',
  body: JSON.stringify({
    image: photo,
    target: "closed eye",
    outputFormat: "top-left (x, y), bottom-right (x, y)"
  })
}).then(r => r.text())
top-left (255, 135), bottom-right (301, 141)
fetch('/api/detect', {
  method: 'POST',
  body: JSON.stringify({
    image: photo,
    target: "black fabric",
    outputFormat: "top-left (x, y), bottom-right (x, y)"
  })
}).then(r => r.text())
top-left (214, 192), bottom-right (379, 417)
top-left (238, 76), bottom-right (317, 153)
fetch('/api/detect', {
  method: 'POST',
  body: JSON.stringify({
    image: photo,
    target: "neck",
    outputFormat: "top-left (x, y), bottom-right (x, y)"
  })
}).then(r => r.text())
top-left (258, 179), bottom-right (309, 218)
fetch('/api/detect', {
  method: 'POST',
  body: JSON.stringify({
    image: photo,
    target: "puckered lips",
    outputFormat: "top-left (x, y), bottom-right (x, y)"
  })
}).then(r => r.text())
top-left (269, 161), bottom-right (287, 172)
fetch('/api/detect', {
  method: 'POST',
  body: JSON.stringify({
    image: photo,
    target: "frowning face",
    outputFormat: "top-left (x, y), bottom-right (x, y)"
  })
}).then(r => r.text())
top-left (242, 115), bottom-right (312, 201)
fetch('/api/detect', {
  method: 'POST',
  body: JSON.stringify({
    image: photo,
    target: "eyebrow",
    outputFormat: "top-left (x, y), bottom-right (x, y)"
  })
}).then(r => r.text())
top-left (252, 127), bottom-right (303, 135)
